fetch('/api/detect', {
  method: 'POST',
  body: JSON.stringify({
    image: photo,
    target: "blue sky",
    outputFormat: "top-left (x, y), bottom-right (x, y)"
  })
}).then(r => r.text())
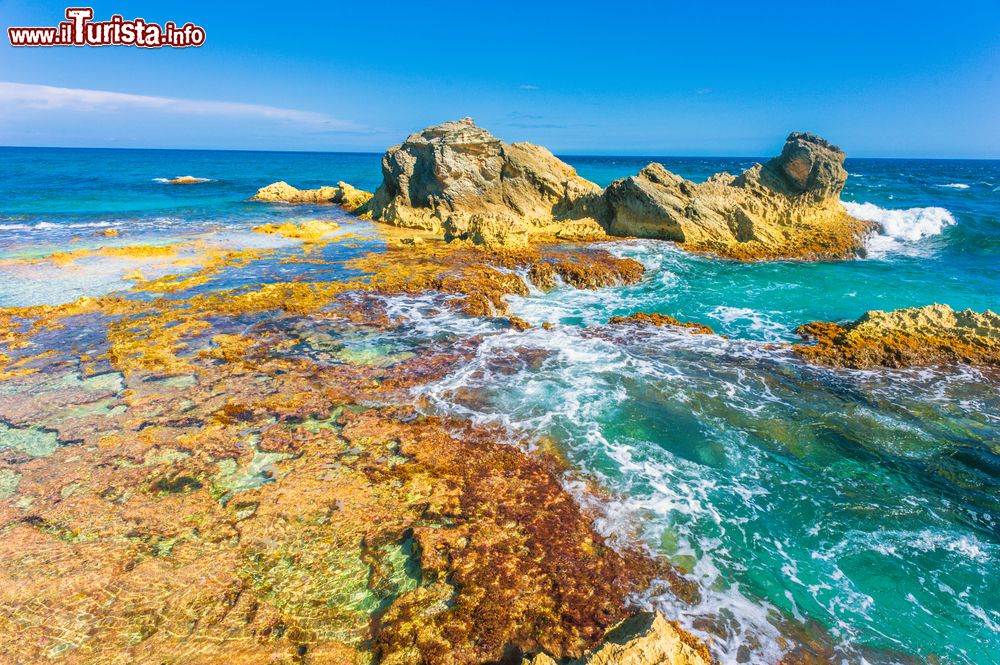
top-left (1, 0), bottom-right (998, 157)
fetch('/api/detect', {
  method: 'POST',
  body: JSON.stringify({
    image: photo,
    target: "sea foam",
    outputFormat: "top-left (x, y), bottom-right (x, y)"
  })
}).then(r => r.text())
top-left (843, 201), bottom-right (956, 257)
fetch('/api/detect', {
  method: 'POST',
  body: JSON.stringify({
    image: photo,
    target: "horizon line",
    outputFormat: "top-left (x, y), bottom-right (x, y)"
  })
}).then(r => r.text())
top-left (1, 144), bottom-right (998, 162)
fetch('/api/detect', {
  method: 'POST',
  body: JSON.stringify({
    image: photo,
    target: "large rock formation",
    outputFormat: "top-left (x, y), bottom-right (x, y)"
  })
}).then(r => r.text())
top-left (251, 181), bottom-right (372, 210)
top-left (359, 120), bottom-right (871, 258)
top-left (360, 117), bottom-right (607, 247)
top-left (794, 304), bottom-right (1000, 368)
top-left (523, 612), bottom-right (712, 665)
top-left (604, 132), bottom-right (874, 259)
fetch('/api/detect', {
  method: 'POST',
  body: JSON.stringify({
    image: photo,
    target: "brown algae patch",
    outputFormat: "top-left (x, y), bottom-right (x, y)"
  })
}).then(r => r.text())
top-left (0, 315), bottom-right (655, 663)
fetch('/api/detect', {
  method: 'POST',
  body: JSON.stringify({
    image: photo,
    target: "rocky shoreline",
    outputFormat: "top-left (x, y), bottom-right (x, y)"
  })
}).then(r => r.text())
top-left (254, 117), bottom-right (876, 260)
top-left (0, 120), bottom-right (993, 665)
top-left (252, 117), bottom-right (998, 372)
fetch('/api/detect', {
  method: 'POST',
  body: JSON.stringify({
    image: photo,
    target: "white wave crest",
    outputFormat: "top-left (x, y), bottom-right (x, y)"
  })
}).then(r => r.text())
top-left (0, 220), bottom-right (112, 231)
top-left (936, 183), bottom-right (970, 189)
top-left (843, 201), bottom-right (956, 258)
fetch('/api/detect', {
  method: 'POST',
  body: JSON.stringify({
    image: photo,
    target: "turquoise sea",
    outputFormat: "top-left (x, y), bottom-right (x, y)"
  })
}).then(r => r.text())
top-left (1, 147), bottom-right (998, 663)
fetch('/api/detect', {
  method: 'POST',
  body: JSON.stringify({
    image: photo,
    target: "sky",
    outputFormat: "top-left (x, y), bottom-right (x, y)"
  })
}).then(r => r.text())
top-left (0, 0), bottom-right (998, 158)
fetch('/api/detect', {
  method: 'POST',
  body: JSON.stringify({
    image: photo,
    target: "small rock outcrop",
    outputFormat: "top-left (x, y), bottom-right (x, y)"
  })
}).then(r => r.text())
top-left (251, 181), bottom-right (372, 210)
top-left (609, 312), bottom-right (715, 335)
top-left (603, 132), bottom-right (874, 260)
top-left (794, 304), bottom-right (1000, 368)
top-left (360, 117), bottom-right (607, 245)
top-left (523, 612), bottom-right (712, 665)
top-left (160, 175), bottom-right (210, 185)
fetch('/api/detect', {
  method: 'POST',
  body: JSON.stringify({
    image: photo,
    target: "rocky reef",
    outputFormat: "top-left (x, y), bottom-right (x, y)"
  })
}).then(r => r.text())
top-left (794, 303), bottom-right (1000, 368)
top-left (251, 180), bottom-right (373, 210)
top-left (0, 235), bottom-right (696, 663)
top-left (358, 117), bottom-right (608, 247)
top-left (604, 132), bottom-right (874, 259)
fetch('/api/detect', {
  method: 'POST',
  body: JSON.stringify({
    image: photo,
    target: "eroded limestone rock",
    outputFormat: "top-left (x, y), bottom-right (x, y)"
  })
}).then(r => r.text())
top-left (523, 612), bottom-right (712, 665)
top-left (251, 181), bottom-right (373, 210)
top-left (360, 117), bottom-right (606, 244)
top-left (794, 303), bottom-right (1000, 368)
top-left (604, 133), bottom-right (874, 260)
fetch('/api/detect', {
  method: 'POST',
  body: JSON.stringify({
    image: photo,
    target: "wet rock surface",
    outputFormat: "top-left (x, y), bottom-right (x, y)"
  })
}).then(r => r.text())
top-left (794, 303), bottom-right (1000, 368)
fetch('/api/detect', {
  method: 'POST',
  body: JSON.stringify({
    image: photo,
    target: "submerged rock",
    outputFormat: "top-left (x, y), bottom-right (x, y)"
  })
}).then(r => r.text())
top-left (251, 180), bottom-right (373, 210)
top-left (360, 117), bottom-right (606, 245)
top-left (604, 132), bottom-right (874, 260)
top-left (251, 220), bottom-right (341, 242)
top-left (794, 303), bottom-right (1000, 368)
top-left (523, 612), bottom-right (712, 665)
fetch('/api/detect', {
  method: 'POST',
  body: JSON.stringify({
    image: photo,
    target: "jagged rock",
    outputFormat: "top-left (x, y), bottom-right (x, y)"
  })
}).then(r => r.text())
top-left (762, 132), bottom-right (847, 200)
top-left (604, 133), bottom-right (875, 260)
top-left (794, 303), bottom-right (1000, 368)
top-left (251, 181), bottom-right (373, 210)
top-left (522, 612), bottom-right (712, 665)
top-left (360, 117), bottom-right (605, 245)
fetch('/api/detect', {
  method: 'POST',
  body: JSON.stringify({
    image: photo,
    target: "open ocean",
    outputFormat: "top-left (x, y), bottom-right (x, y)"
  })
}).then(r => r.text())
top-left (1, 147), bottom-right (998, 663)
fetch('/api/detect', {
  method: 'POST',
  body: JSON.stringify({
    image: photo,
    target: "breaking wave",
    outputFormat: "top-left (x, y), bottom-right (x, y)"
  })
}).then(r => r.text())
top-left (843, 201), bottom-right (956, 257)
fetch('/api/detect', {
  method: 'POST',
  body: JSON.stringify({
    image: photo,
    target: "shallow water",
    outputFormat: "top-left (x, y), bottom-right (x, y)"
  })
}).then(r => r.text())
top-left (1, 147), bottom-right (997, 663)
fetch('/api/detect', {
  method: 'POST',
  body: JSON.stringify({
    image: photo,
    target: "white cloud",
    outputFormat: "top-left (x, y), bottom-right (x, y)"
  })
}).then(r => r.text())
top-left (519, 84), bottom-right (540, 91)
top-left (0, 81), bottom-right (366, 130)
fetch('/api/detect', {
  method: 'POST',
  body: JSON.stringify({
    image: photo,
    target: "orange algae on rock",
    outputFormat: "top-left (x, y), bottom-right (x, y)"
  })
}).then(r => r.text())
top-left (794, 304), bottom-right (1000, 368)
top-left (609, 312), bottom-right (716, 335)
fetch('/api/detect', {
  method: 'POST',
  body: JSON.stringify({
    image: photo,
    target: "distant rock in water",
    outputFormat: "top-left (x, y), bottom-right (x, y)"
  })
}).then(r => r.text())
top-left (794, 304), bottom-right (1000, 368)
top-left (359, 117), bottom-right (607, 247)
top-left (156, 176), bottom-right (210, 185)
top-left (604, 132), bottom-right (874, 259)
top-left (251, 181), bottom-right (372, 210)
